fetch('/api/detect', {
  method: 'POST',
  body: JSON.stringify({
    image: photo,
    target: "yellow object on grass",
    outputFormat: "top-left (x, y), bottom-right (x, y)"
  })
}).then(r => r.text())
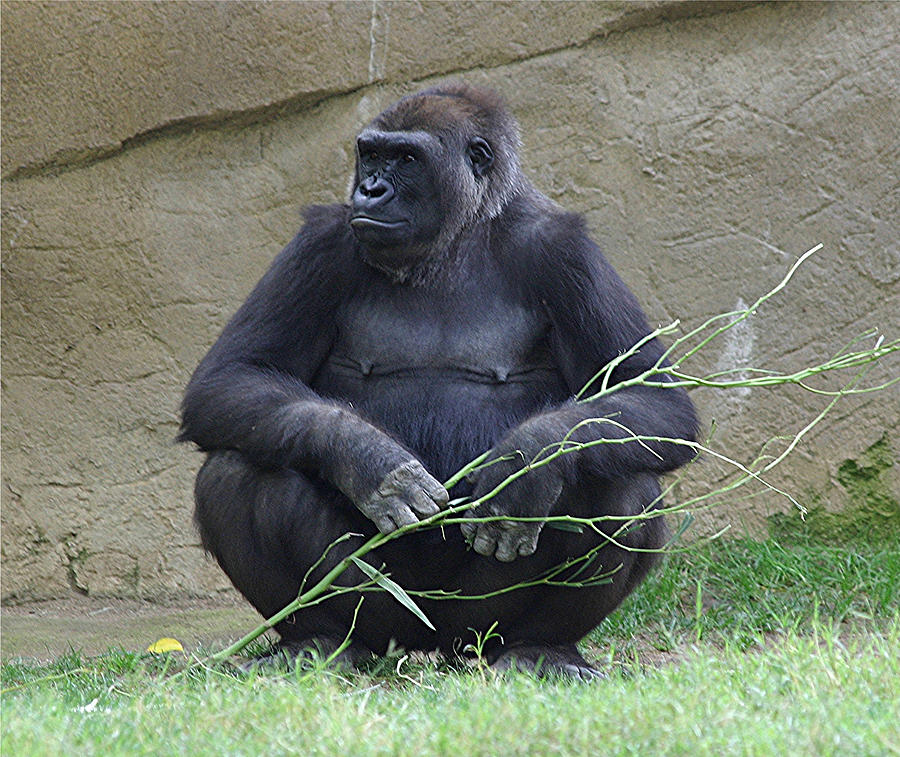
top-left (147, 637), bottom-right (184, 653)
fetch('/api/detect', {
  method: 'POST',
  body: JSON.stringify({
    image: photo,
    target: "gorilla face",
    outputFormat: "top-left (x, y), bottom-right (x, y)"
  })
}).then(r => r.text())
top-left (350, 126), bottom-right (495, 275)
top-left (350, 129), bottom-right (445, 268)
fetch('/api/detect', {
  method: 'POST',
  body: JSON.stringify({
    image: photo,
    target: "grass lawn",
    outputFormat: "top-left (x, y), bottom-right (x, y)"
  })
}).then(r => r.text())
top-left (3, 535), bottom-right (898, 756)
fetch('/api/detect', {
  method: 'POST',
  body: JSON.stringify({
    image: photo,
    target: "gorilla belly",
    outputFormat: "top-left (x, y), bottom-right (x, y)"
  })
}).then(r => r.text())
top-left (313, 362), bottom-right (566, 483)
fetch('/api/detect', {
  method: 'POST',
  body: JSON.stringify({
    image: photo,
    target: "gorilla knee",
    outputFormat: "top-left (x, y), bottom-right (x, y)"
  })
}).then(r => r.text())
top-left (193, 451), bottom-right (258, 554)
top-left (195, 450), bottom-right (251, 493)
top-left (618, 474), bottom-right (668, 547)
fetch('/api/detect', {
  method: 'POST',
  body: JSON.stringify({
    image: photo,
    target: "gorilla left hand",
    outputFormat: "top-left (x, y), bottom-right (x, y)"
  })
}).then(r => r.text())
top-left (461, 440), bottom-right (564, 562)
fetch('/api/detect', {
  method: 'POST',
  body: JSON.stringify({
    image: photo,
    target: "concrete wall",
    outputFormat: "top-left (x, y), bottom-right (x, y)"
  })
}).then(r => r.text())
top-left (2, 1), bottom-right (898, 602)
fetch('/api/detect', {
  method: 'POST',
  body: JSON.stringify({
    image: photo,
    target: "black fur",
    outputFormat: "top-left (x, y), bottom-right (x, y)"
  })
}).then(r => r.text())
top-left (180, 83), bottom-right (698, 675)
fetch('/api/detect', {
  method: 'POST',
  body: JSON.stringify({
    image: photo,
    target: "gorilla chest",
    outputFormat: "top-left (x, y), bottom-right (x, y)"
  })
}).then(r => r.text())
top-left (311, 283), bottom-right (569, 478)
top-left (316, 288), bottom-right (560, 396)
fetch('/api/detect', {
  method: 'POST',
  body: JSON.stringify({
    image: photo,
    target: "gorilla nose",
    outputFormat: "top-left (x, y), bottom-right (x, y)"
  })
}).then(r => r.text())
top-left (357, 177), bottom-right (394, 203)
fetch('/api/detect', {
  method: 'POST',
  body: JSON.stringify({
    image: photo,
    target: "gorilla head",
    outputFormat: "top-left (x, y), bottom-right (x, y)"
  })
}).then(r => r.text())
top-left (350, 83), bottom-right (524, 278)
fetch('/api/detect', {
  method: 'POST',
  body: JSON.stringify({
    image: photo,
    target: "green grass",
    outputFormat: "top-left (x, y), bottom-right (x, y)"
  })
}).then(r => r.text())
top-left (3, 537), bottom-right (899, 756)
top-left (594, 535), bottom-right (900, 656)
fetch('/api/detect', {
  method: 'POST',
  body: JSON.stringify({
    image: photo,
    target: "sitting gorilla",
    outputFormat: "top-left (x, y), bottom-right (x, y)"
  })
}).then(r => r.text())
top-left (180, 83), bottom-right (698, 678)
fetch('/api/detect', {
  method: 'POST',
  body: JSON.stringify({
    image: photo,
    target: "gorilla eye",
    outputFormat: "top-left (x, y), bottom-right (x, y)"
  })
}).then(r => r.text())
top-left (403, 153), bottom-right (416, 163)
top-left (365, 150), bottom-right (378, 162)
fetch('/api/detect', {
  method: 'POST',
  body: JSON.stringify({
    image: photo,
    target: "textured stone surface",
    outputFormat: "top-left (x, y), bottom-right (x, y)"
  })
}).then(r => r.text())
top-left (2, 1), bottom-right (898, 601)
top-left (2, 0), bottom-right (743, 176)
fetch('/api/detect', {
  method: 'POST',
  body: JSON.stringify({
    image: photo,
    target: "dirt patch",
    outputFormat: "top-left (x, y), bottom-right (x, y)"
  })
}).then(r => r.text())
top-left (0, 594), bottom-right (262, 661)
top-left (1, 594), bottom-right (689, 671)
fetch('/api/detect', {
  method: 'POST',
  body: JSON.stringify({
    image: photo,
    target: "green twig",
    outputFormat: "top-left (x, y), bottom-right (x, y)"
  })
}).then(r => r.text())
top-left (201, 243), bottom-right (897, 663)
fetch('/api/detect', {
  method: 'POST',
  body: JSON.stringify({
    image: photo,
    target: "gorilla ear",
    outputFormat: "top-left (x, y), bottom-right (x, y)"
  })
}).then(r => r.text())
top-left (467, 138), bottom-right (494, 178)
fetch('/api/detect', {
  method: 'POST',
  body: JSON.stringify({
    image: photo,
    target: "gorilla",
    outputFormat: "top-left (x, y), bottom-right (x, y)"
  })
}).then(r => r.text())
top-left (180, 83), bottom-right (697, 678)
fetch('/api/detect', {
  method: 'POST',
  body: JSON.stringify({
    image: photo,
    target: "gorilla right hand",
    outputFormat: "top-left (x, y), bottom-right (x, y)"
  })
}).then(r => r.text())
top-left (283, 401), bottom-right (447, 532)
top-left (357, 459), bottom-right (449, 533)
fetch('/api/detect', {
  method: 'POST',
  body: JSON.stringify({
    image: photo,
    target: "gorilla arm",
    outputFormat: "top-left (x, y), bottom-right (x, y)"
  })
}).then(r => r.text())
top-left (464, 217), bottom-right (698, 561)
top-left (179, 208), bottom-right (447, 533)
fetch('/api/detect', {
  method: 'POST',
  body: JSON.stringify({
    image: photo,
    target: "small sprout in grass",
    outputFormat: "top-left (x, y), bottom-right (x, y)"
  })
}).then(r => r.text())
top-left (463, 621), bottom-right (504, 675)
top-left (147, 638), bottom-right (184, 654)
top-left (75, 698), bottom-right (111, 714)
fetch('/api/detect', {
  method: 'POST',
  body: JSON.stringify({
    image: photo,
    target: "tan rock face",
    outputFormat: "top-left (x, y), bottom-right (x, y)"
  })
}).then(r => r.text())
top-left (2, 1), bottom-right (897, 601)
top-left (3, 0), bottom-right (736, 177)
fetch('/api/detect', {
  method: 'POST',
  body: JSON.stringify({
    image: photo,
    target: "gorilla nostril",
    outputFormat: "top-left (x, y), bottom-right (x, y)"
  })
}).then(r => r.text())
top-left (361, 177), bottom-right (390, 199)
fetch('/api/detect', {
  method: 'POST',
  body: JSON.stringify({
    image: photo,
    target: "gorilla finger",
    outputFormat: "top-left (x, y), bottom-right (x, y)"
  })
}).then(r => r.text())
top-left (409, 488), bottom-right (441, 517)
top-left (400, 462), bottom-right (447, 505)
top-left (494, 532), bottom-right (521, 563)
top-left (372, 514), bottom-right (398, 534)
top-left (421, 476), bottom-right (449, 507)
top-left (387, 501), bottom-right (420, 529)
top-left (517, 532), bottom-right (539, 557)
top-left (472, 529), bottom-right (499, 557)
top-left (460, 521), bottom-right (477, 540)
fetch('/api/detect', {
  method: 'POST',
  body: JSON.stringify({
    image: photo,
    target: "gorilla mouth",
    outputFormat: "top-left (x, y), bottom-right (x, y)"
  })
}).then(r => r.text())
top-left (350, 216), bottom-right (408, 231)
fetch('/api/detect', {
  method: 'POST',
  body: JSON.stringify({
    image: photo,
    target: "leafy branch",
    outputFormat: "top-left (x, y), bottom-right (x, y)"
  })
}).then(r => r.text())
top-left (205, 243), bottom-right (898, 664)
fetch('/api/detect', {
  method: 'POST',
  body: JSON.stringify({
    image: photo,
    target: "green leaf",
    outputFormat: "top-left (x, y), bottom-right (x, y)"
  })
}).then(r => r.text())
top-left (350, 557), bottom-right (436, 631)
top-left (547, 521), bottom-right (585, 533)
top-left (671, 513), bottom-right (695, 544)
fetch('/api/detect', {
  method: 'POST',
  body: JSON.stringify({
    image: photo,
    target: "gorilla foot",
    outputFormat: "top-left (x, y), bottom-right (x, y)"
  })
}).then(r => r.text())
top-left (491, 644), bottom-right (604, 681)
top-left (240, 637), bottom-right (371, 672)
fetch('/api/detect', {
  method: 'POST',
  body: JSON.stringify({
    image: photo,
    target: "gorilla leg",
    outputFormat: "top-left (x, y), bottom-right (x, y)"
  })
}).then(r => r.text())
top-left (464, 475), bottom-right (667, 677)
top-left (196, 454), bottom-right (666, 675)
top-left (502, 477), bottom-right (666, 642)
top-left (194, 451), bottom-right (395, 660)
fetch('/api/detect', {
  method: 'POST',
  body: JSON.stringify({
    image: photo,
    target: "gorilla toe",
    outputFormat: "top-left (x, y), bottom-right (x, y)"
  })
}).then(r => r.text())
top-left (491, 644), bottom-right (604, 681)
top-left (240, 637), bottom-right (372, 672)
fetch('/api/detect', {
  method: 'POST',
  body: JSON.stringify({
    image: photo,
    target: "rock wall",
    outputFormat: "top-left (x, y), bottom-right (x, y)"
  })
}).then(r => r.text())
top-left (2, 1), bottom-right (897, 601)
